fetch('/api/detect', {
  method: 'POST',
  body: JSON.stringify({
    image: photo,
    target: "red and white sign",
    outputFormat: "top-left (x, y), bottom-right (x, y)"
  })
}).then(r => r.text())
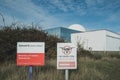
top-left (57, 43), bottom-right (77, 69)
top-left (17, 42), bottom-right (45, 66)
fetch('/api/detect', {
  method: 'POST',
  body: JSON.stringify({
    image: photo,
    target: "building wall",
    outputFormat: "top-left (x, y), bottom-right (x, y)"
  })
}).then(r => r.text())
top-left (71, 30), bottom-right (112, 51)
top-left (46, 27), bottom-right (80, 42)
top-left (106, 31), bottom-right (120, 51)
top-left (45, 27), bottom-right (61, 38)
top-left (60, 27), bottom-right (80, 41)
top-left (46, 27), bottom-right (120, 51)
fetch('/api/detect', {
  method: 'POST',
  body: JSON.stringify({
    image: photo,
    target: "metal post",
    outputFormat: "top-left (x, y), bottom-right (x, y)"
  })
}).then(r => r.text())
top-left (29, 66), bottom-right (32, 80)
top-left (65, 69), bottom-right (69, 80)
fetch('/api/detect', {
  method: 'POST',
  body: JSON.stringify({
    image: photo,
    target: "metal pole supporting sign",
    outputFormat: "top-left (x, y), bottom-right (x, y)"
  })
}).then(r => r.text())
top-left (29, 66), bottom-right (32, 80)
top-left (65, 69), bottom-right (69, 80)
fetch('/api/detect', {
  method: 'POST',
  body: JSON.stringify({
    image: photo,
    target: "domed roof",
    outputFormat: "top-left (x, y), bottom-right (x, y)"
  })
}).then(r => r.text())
top-left (68, 24), bottom-right (86, 31)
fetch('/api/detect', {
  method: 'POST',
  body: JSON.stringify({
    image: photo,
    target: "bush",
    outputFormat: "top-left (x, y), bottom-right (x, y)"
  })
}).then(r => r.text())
top-left (0, 26), bottom-right (64, 62)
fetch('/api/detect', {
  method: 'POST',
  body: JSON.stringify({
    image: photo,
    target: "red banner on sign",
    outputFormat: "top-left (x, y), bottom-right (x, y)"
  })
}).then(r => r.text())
top-left (59, 62), bottom-right (75, 67)
top-left (17, 53), bottom-right (44, 66)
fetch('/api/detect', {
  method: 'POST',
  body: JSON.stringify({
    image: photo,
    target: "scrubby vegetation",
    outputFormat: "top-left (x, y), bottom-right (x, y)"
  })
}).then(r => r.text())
top-left (0, 25), bottom-right (120, 80)
top-left (0, 26), bottom-right (64, 62)
top-left (0, 53), bottom-right (120, 80)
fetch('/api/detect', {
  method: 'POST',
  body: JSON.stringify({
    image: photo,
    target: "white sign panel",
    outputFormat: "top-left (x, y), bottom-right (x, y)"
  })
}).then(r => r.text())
top-left (17, 42), bottom-right (45, 66)
top-left (57, 43), bottom-right (77, 69)
top-left (17, 42), bottom-right (44, 53)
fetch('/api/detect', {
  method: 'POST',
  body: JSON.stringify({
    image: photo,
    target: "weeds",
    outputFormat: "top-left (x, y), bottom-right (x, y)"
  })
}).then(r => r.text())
top-left (0, 55), bottom-right (120, 80)
top-left (0, 26), bottom-right (120, 80)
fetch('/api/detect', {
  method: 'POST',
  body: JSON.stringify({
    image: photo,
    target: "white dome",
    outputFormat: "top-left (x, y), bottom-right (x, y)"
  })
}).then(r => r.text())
top-left (69, 24), bottom-right (86, 31)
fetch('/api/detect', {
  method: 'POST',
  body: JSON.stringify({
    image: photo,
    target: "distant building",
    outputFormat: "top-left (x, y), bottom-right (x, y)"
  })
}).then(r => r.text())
top-left (45, 27), bottom-right (80, 42)
top-left (45, 24), bottom-right (120, 51)
top-left (71, 30), bottom-right (120, 51)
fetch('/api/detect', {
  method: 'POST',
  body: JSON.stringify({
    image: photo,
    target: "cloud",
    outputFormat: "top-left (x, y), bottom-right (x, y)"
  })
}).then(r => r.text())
top-left (49, 0), bottom-right (69, 12)
top-left (1, 0), bottom-right (88, 27)
top-left (106, 11), bottom-right (120, 23)
top-left (4, 0), bottom-right (47, 19)
top-left (85, 0), bottom-right (97, 7)
top-left (34, 0), bottom-right (87, 15)
top-left (45, 0), bottom-right (120, 16)
top-left (0, 0), bottom-right (120, 32)
top-left (0, 0), bottom-right (64, 28)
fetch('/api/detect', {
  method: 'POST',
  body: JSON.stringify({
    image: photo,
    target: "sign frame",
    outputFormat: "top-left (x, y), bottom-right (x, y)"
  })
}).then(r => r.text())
top-left (17, 42), bottom-right (45, 66)
top-left (57, 43), bottom-right (77, 69)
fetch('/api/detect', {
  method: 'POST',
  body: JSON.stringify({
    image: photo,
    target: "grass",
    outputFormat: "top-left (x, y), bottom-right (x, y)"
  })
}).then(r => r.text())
top-left (0, 53), bottom-right (120, 80)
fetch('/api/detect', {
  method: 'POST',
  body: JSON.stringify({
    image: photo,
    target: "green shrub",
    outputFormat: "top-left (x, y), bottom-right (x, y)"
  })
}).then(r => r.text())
top-left (0, 26), bottom-right (64, 62)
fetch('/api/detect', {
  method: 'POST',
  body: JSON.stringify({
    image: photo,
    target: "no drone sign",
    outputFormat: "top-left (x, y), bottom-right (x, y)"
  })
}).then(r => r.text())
top-left (57, 43), bottom-right (77, 69)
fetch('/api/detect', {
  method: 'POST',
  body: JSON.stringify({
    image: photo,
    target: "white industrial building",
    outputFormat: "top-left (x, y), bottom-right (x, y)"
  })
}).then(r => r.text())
top-left (46, 24), bottom-right (120, 52)
top-left (71, 30), bottom-right (120, 51)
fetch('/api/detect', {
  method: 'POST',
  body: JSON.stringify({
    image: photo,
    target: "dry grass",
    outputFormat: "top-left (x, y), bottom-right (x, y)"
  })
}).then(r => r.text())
top-left (0, 55), bottom-right (120, 80)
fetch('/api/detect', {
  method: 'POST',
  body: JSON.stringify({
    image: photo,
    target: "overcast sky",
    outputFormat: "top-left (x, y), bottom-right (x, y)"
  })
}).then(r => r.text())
top-left (0, 0), bottom-right (120, 33)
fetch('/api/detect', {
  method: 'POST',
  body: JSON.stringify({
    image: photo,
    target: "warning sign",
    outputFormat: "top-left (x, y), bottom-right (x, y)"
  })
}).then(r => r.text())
top-left (57, 43), bottom-right (77, 69)
top-left (17, 42), bottom-right (45, 66)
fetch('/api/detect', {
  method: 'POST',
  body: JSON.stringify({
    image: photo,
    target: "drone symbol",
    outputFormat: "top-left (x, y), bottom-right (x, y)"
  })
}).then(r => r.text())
top-left (60, 46), bottom-right (74, 55)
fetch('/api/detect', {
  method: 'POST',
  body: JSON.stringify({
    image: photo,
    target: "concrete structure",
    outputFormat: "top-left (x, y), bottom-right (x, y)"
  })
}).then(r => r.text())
top-left (45, 24), bottom-right (120, 52)
top-left (45, 27), bottom-right (80, 42)
top-left (69, 24), bottom-right (86, 32)
top-left (71, 30), bottom-right (120, 51)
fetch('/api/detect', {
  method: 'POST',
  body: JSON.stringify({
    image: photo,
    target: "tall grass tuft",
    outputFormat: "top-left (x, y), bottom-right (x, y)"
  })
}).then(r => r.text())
top-left (0, 55), bottom-right (120, 80)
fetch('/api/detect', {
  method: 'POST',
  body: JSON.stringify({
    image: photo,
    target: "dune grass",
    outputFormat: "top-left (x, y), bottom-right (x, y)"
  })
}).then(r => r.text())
top-left (0, 54), bottom-right (120, 80)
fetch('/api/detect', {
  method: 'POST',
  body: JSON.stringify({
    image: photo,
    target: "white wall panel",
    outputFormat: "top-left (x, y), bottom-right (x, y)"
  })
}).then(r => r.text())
top-left (71, 30), bottom-right (120, 51)
top-left (106, 31), bottom-right (120, 51)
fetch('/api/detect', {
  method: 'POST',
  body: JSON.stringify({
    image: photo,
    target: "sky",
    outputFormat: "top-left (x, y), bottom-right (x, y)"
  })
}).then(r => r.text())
top-left (0, 0), bottom-right (120, 33)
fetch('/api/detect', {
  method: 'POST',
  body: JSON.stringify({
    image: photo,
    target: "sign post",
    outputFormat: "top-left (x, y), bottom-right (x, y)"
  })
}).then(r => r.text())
top-left (65, 69), bottom-right (69, 80)
top-left (29, 66), bottom-right (32, 80)
top-left (17, 42), bottom-right (45, 80)
top-left (57, 43), bottom-right (77, 80)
